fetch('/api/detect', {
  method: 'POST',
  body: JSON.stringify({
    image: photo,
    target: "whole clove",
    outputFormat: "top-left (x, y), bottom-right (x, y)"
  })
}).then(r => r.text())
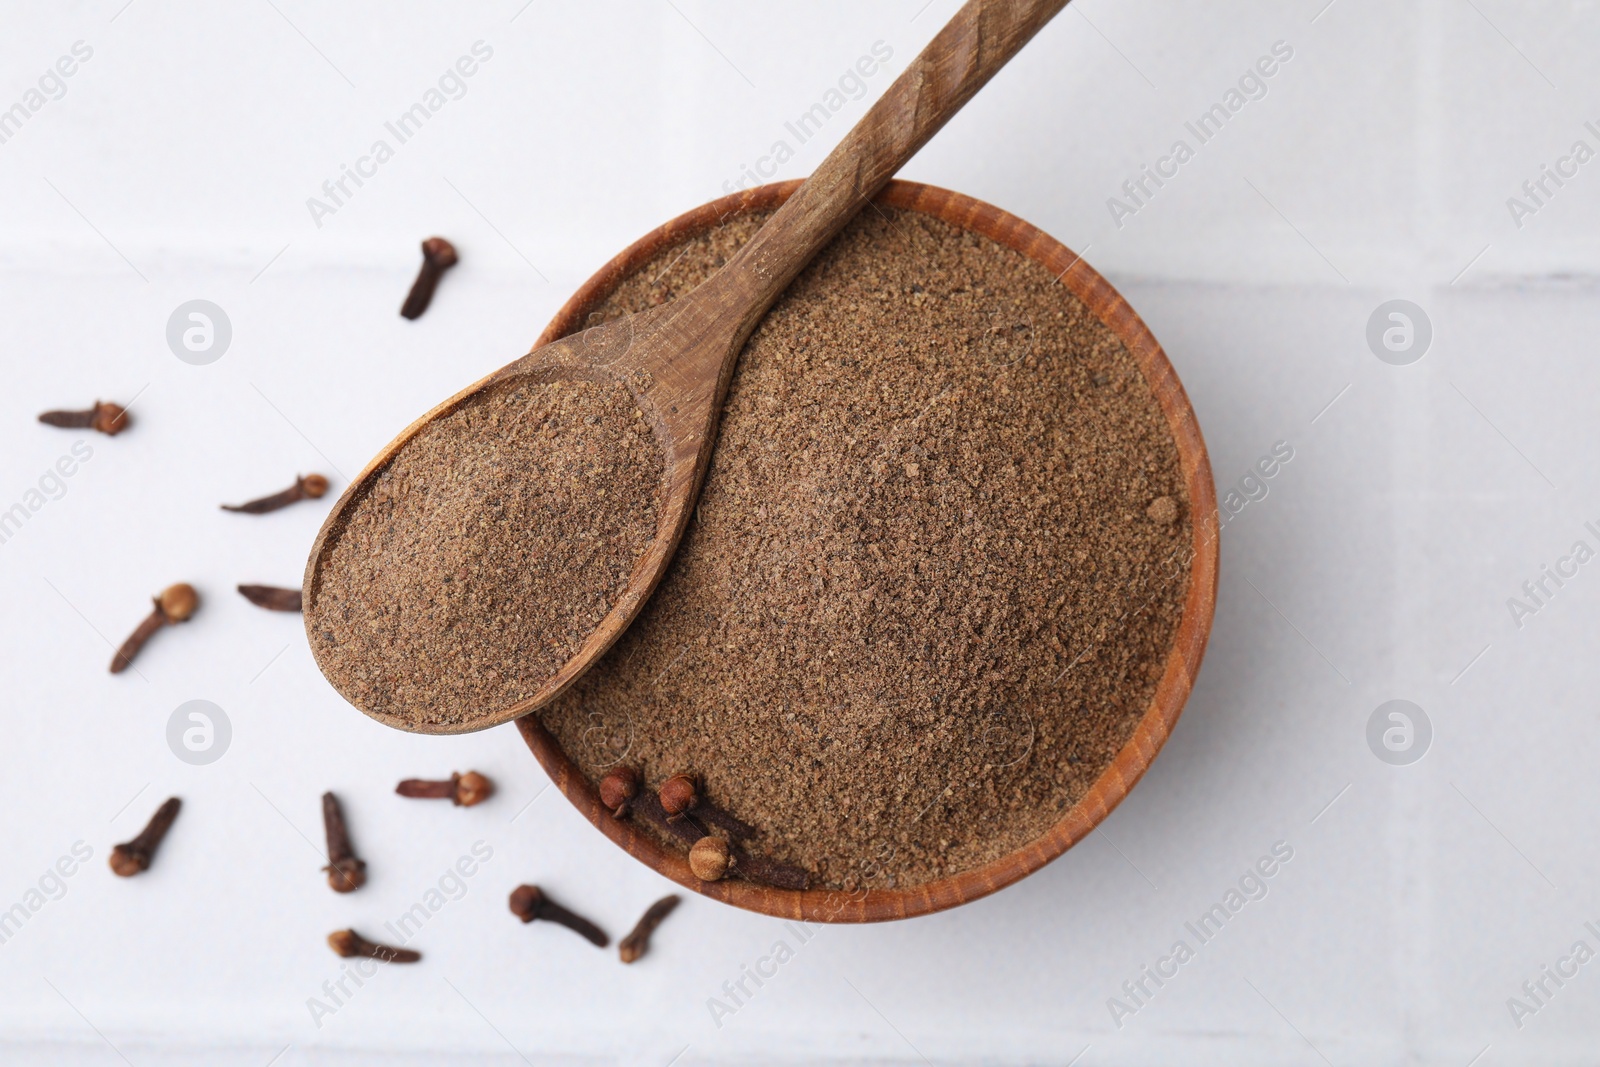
top-left (237, 584), bottom-right (302, 612)
top-left (508, 885), bottom-right (608, 947)
top-left (222, 474), bottom-right (329, 514)
top-left (110, 583), bottom-right (199, 673)
top-left (688, 836), bottom-right (809, 891)
top-left (38, 400), bottom-right (129, 435)
top-left (321, 791), bottom-right (367, 893)
top-left (109, 797), bottom-right (181, 877)
top-left (618, 894), bottom-right (680, 964)
top-left (658, 773), bottom-right (758, 840)
top-left (395, 771), bottom-right (493, 806)
top-left (328, 929), bottom-right (420, 963)
top-left (400, 237), bottom-right (459, 319)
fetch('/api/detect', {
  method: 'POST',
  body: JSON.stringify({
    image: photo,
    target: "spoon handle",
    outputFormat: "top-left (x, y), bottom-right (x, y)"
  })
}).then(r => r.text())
top-left (708, 0), bottom-right (1070, 330)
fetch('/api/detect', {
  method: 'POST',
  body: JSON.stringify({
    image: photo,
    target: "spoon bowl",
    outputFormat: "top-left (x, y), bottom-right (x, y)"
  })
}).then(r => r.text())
top-left (302, 298), bottom-right (751, 733)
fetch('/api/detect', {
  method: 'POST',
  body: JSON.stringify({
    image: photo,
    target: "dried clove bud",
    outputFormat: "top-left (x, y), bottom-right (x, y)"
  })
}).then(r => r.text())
top-left (619, 894), bottom-right (681, 964)
top-left (222, 474), bottom-right (330, 514)
top-left (689, 835), bottom-right (809, 891)
top-left (658, 774), bottom-right (697, 819)
top-left (328, 929), bottom-right (420, 963)
top-left (508, 885), bottom-right (608, 946)
top-left (110, 583), bottom-right (199, 673)
top-left (688, 837), bottom-right (731, 882)
top-left (400, 237), bottom-right (459, 319)
top-left (322, 791), bottom-right (367, 893)
top-left (237, 584), bottom-right (302, 612)
top-left (38, 400), bottom-right (129, 436)
top-left (395, 771), bottom-right (493, 807)
top-left (599, 766), bottom-right (639, 818)
top-left (109, 797), bottom-right (181, 877)
top-left (658, 773), bottom-right (757, 840)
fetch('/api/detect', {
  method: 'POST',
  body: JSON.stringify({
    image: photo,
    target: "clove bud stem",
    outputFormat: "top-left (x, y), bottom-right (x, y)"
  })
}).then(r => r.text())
top-left (619, 894), bottom-right (681, 964)
top-left (237, 584), bottom-right (302, 612)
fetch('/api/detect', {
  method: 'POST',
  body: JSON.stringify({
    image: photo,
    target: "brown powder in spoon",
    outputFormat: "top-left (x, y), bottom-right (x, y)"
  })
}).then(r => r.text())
top-left (307, 376), bottom-right (664, 727)
top-left (538, 206), bottom-right (1193, 890)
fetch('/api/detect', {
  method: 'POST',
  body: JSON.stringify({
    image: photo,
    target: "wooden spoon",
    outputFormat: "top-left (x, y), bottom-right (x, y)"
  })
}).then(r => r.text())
top-left (305, 0), bottom-right (1070, 733)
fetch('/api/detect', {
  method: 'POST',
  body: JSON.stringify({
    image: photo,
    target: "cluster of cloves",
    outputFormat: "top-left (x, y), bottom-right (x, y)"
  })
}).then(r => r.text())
top-left (317, 772), bottom-right (679, 965)
top-left (599, 768), bottom-right (810, 891)
top-left (74, 235), bottom-right (696, 969)
top-left (507, 884), bottom-right (681, 965)
top-left (316, 773), bottom-right (494, 963)
top-left (100, 472), bottom-right (336, 672)
top-left (46, 243), bottom-right (452, 664)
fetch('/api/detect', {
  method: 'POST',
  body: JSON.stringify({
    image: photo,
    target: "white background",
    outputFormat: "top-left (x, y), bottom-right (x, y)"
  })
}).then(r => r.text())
top-left (1, 1), bottom-right (1598, 1063)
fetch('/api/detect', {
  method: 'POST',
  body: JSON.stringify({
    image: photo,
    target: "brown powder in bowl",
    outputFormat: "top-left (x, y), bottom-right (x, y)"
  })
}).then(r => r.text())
top-left (307, 376), bottom-right (664, 728)
top-left (540, 206), bottom-right (1192, 890)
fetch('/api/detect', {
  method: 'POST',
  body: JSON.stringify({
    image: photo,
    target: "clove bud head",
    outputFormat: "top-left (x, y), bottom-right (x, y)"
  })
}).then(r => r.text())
top-left (421, 236), bottom-right (458, 268)
top-left (325, 856), bottom-right (367, 893)
top-left (599, 766), bottom-right (639, 816)
top-left (301, 473), bottom-right (330, 499)
top-left (91, 402), bottom-right (129, 435)
top-left (659, 774), bottom-right (697, 818)
top-left (158, 583), bottom-right (200, 623)
top-left (453, 771), bottom-right (493, 806)
top-left (508, 884), bottom-right (547, 923)
top-left (689, 836), bottom-right (731, 882)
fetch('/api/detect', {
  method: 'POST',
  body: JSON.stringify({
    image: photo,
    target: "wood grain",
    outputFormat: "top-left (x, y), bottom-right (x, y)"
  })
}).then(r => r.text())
top-left (518, 179), bottom-right (1220, 923)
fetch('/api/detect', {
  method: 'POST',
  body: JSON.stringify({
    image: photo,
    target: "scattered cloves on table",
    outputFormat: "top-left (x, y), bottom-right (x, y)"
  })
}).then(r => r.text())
top-left (508, 885), bottom-right (608, 947)
top-left (395, 771), bottom-right (493, 806)
top-left (38, 400), bottom-right (130, 435)
top-left (237, 584), bottom-right (302, 612)
top-left (689, 836), bottom-right (809, 891)
top-left (110, 583), bottom-right (199, 674)
top-left (400, 236), bottom-right (458, 320)
top-left (328, 929), bottom-right (420, 963)
top-left (658, 773), bottom-right (757, 840)
top-left (322, 792), bottom-right (367, 893)
top-left (109, 797), bottom-right (181, 877)
top-left (619, 894), bottom-right (680, 964)
top-left (221, 474), bottom-right (329, 514)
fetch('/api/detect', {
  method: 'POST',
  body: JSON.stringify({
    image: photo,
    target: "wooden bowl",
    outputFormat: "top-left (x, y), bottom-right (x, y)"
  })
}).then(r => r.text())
top-left (516, 179), bottom-right (1218, 922)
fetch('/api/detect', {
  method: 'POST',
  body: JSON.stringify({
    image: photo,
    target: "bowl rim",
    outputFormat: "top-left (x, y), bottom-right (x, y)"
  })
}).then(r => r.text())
top-left (516, 178), bottom-right (1220, 923)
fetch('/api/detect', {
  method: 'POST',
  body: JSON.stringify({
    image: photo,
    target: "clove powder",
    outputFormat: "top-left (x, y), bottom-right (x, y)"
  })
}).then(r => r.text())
top-left (539, 206), bottom-right (1193, 890)
top-left (308, 376), bottom-right (664, 726)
